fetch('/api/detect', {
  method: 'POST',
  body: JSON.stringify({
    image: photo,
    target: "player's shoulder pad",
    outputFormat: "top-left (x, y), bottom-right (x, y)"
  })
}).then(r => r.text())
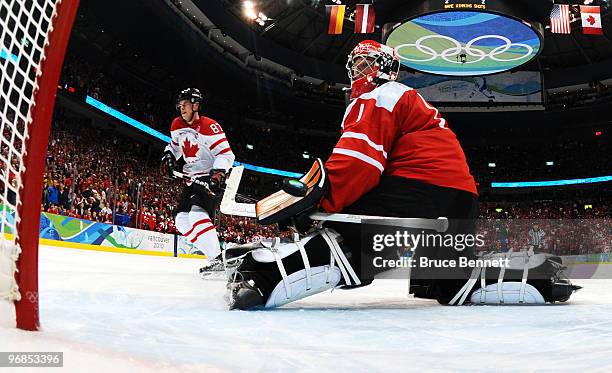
top-left (198, 116), bottom-right (224, 135)
top-left (358, 81), bottom-right (413, 113)
top-left (170, 117), bottom-right (189, 132)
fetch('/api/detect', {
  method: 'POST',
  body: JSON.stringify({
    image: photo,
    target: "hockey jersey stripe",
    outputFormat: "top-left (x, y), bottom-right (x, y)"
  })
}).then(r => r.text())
top-left (209, 137), bottom-right (228, 151)
top-left (185, 218), bottom-right (212, 237)
top-left (217, 147), bottom-right (233, 155)
top-left (335, 139), bottom-right (386, 166)
top-left (340, 131), bottom-right (388, 158)
top-left (332, 148), bottom-right (384, 173)
top-left (190, 224), bottom-right (216, 243)
top-left (416, 92), bottom-right (447, 129)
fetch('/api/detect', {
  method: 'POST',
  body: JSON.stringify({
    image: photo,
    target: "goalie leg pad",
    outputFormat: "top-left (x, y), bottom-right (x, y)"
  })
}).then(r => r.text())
top-left (470, 282), bottom-right (545, 304)
top-left (449, 249), bottom-right (580, 306)
top-left (266, 266), bottom-right (342, 308)
top-left (228, 229), bottom-right (361, 310)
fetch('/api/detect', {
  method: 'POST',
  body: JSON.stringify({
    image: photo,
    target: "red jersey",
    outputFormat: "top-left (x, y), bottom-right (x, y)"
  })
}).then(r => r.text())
top-left (321, 81), bottom-right (477, 214)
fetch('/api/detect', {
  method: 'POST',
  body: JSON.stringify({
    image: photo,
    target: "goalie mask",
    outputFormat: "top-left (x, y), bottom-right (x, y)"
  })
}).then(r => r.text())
top-left (346, 40), bottom-right (400, 100)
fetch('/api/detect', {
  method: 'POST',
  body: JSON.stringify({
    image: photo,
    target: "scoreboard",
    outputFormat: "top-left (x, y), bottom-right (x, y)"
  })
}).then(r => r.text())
top-left (382, 0), bottom-right (544, 76)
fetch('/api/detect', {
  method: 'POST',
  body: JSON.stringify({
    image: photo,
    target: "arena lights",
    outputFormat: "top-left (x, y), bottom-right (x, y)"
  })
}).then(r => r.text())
top-left (546, 161), bottom-right (554, 166)
top-left (246, 144), bottom-right (254, 150)
top-left (242, 1), bottom-right (269, 26)
top-left (488, 163), bottom-right (496, 168)
top-left (492, 176), bottom-right (612, 188)
top-left (85, 96), bottom-right (171, 143)
top-left (85, 95), bottom-right (302, 178)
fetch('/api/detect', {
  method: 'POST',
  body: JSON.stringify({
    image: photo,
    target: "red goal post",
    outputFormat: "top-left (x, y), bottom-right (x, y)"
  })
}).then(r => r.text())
top-left (0, 0), bottom-right (79, 331)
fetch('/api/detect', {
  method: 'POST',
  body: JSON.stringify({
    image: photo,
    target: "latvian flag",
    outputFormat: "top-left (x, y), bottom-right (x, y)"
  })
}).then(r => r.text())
top-left (550, 4), bottom-right (571, 34)
top-left (327, 5), bottom-right (346, 35)
top-left (355, 4), bottom-right (376, 34)
top-left (580, 5), bottom-right (603, 35)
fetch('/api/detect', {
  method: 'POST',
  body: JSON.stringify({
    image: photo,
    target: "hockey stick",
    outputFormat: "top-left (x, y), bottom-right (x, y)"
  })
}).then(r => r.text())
top-left (172, 170), bottom-right (258, 203)
top-left (172, 170), bottom-right (212, 190)
top-left (220, 166), bottom-right (449, 233)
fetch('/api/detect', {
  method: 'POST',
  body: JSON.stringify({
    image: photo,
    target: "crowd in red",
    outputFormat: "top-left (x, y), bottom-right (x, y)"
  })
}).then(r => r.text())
top-left (47, 58), bottom-right (611, 249)
top-left (41, 112), bottom-right (278, 243)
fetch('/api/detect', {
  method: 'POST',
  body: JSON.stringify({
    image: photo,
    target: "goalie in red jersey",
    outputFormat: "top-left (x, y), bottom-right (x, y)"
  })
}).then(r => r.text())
top-left (226, 41), bottom-right (578, 310)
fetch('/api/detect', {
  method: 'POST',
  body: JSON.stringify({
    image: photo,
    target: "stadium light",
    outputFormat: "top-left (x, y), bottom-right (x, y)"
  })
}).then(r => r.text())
top-left (245, 9), bottom-right (257, 20)
top-left (246, 144), bottom-right (254, 150)
top-left (243, 1), bottom-right (254, 9)
top-left (488, 163), bottom-right (496, 168)
top-left (546, 161), bottom-right (554, 166)
top-left (302, 151), bottom-right (310, 159)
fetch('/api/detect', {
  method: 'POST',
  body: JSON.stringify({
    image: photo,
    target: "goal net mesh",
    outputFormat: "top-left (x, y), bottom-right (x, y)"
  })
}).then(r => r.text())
top-left (0, 0), bottom-right (63, 306)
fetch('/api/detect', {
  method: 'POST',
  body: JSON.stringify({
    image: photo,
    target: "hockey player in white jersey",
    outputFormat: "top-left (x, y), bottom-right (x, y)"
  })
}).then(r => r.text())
top-left (161, 88), bottom-right (235, 276)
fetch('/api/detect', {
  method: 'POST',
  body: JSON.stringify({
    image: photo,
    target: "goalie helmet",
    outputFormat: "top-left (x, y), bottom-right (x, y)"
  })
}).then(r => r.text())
top-left (346, 40), bottom-right (400, 99)
top-left (176, 88), bottom-right (203, 112)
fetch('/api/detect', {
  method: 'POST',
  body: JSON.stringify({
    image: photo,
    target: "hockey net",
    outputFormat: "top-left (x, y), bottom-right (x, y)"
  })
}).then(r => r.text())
top-left (0, 0), bottom-right (78, 330)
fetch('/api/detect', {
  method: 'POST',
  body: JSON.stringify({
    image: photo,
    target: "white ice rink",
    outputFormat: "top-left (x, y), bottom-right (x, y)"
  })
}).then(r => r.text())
top-left (2, 245), bottom-right (612, 372)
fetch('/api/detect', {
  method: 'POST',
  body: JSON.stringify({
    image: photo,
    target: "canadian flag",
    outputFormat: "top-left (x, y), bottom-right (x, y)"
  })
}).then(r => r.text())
top-left (580, 5), bottom-right (603, 35)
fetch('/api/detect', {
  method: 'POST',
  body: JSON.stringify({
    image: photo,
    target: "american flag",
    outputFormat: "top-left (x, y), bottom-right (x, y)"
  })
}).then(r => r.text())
top-left (550, 4), bottom-right (571, 34)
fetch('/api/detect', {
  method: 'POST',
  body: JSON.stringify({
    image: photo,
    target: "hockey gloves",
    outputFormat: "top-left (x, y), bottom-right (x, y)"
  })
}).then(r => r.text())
top-left (160, 151), bottom-right (177, 177)
top-left (208, 169), bottom-right (226, 194)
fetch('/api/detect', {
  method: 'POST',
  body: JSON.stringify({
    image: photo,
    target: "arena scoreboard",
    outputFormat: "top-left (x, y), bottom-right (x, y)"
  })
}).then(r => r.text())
top-left (382, 0), bottom-right (545, 76)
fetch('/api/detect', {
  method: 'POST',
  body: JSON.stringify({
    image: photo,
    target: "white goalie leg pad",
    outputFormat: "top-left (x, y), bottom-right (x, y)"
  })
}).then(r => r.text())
top-left (450, 249), bottom-right (551, 306)
top-left (265, 266), bottom-right (342, 308)
top-left (250, 229), bottom-right (360, 308)
top-left (470, 282), bottom-right (545, 304)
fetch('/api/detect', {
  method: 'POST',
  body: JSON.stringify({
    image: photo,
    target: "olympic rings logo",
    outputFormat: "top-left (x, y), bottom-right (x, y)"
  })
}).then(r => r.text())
top-left (394, 35), bottom-right (535, 64)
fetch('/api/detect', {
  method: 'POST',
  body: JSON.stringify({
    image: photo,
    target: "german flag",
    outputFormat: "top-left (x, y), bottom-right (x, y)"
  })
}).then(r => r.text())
top-left (327, 5), bottom-right (345, 35)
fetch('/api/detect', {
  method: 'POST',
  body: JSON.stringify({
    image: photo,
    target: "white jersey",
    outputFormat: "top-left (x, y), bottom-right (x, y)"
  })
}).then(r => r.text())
top-left (164, 115), bottom-right (235, 179)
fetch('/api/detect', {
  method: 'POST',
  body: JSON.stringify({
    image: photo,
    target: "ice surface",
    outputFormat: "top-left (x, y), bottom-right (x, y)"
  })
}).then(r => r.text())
top-left (1, 245), bottom-right (611, 372)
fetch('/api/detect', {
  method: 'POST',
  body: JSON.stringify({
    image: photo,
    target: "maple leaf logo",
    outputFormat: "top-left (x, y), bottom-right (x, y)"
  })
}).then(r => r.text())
top-left (587, 15), bottom-right (596, 26)
top-left (182, 138), bottom-right (200, 158)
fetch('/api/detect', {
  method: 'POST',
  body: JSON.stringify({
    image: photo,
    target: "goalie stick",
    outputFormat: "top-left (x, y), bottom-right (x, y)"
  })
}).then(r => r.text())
top-left (220, 166), bottom-right (449, 233)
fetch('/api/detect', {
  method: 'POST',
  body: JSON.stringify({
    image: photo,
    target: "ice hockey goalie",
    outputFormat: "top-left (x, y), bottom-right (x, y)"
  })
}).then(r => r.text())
top-left (223, 40), bottom-right (580, 310)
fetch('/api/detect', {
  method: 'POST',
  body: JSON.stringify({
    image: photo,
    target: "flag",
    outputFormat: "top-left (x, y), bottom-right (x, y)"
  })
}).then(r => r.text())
top-left (550, 4), bottom-right (571, 34)
top-left (355, 4), bottom-right (376, 34)
top-left (580, 5), bottom-right (603, 35)
top-left (327, 5), bottom-right (345, 35)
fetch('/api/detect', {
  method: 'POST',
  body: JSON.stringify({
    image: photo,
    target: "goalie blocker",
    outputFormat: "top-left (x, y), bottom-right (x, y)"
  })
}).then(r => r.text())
top-left (225, 159), bottom-right (580, 309)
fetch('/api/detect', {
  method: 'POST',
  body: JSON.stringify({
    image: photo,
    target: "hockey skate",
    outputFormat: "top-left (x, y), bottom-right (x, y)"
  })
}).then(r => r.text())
top-left (199, 257), bottom-right (225, 279)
